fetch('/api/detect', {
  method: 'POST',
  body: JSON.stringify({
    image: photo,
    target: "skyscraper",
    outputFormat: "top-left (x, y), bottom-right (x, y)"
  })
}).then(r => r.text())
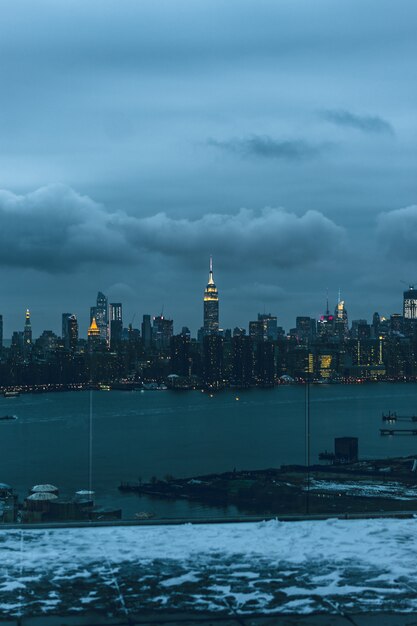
top-left (258, 313), bottom-right (278, 341)
top-left (91, 291), bottom-right (108, 344)
top-left (23, 309), bottom-right (32, 351)
top-left (170, 333), bottom-right (190, 377)
top-left (203, 334), bottom-right (223, 388)
top-left (317, 293), bottom-right (334, 338)
top-left (141, 314), bottom-right (152, 348)
top-left (109, 303), bottom-right (123, 347)
top-left (66, 314), bottom-right (79, 352)
top-left (62, 313), bottom-right (72, 341)
top-left (0, 314), bottom-right (3, 352)
top-left (232, 335), bottom-right (254, 387)
top-left (334, 293), bottom-right (348, 338)
top-left (403, 285), bottom-right (417, 319)
top-left (87, 317), bottom-right (101, 351)
top-left (203, 256), bottom-right (219, 335)
top-left (152, 315), bottom-right (173, 350)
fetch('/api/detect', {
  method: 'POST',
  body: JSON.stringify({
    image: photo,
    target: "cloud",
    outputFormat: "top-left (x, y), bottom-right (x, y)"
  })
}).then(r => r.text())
top-left (208, 136), bottom-right (322, 160)
top-left (124, 205), bottom-right (345, 269)
top-left (224, 282), bottom-right (285, 302)
top-left (0, 184), bottom-right (345, 273)
top-left (322, 109), bottom-right (394, 135)
top-left (377, 204), bottom-right (417, 260)
top-left (0, 184), bottom-right (132, 271)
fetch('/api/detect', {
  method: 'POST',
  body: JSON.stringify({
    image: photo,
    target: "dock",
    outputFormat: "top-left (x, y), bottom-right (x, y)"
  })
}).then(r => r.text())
top-left (380, 428), bottom-right (417, 436)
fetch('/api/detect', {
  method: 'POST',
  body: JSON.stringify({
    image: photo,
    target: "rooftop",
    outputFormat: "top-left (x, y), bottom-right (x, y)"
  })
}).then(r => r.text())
top-left (1, 517), bottom-right (417, 624)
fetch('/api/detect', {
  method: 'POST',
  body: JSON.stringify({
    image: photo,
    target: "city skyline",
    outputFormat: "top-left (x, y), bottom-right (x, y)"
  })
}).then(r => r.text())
top-left (1, 1), bottom-right (417, 335)
top-left (1, 265), bottom-right (417, 341)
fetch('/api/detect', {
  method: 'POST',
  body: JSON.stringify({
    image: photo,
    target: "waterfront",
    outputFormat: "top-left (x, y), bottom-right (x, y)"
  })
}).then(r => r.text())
top-left (2, 383), bottom-right (417, 520)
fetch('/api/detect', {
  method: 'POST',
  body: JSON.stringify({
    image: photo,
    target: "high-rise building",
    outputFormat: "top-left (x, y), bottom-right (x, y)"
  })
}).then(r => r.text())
top-left (11, 331), bottom-right (23, 354)
top-left (152, 315), bottom-right (173, 350)
top-left (109, 303), bottom-right (123, 347)
top-left (390, 313), bottom-right (403, 334)
top-left (203, 334), bottom-right (223, 388)
top-left (334, 293), bottom-right (348, 338)
top-left (258, 313), bottom-right (278, 341)
top-left (249, 320), bottom-right (264, 343)
top-left (170, 333), bottom-right (190, 377)
top-left (203, 256), bottom-right (219, 335)
top-left (23, 309), bottom-right (32, 352)
top-left (317, 292), bottom-right (334, 338)
top-left (141, 314), bottom-right (152, 348)
top-left (66, 314), bottom-right (79, 352)
top-left (372, 312), bottom-right (381, 337)
top-left (0, 314), bottom-right (3, 352)
top-left (87, 317), bottom-right (101, 351)
top-left (296, 317), bottom-right (316, 342)
top-left (254, 340), bottom-right (275, 387)
top-left (90, 292), bottom-right (108, 344)
top-left (62, 313), bottom-right (72, 342)
top-left (403, 285), bottom-right (417, 319)
top-left (231, 335), bottom-right (254, 387)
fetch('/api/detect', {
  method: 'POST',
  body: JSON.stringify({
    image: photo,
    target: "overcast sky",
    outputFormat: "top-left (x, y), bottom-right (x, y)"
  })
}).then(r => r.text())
top-left (1, 0), bottom-right (417, 337)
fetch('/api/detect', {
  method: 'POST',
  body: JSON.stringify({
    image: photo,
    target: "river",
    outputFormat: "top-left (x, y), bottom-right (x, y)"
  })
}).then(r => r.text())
top-left (1, 383), bottom-right (417, 519)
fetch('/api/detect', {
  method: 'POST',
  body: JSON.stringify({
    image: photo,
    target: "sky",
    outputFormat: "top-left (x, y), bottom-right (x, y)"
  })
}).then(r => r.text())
top-left (1, 0), bottom-right (417, 337)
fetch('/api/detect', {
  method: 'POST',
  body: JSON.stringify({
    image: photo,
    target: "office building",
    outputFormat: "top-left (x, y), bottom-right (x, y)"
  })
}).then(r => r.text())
top-left (153, 315), bottom-right (173, 350)
top-left (109, 303), bottom-right (123, 347)
top-left (203, 256), bottom-right (219, 335)
top-left (87, 317), bottom-right (101, 351)
top-left (67, 315), bottom-right (79, 352)
top-left (23, 309), bottom-right (32, 352)
top-left (203, 334), bottom-right (223, 388)
top-left (403, 285), bottom-right (417, 319)
top-left (62, 313), bottom-right (72, 342)
top-left (90, 292), bottom-right (108, 344)
top-left (258, 313), bottom-right (278, 341)
top-left (170, 333), bottom-right (190, 377)
top-left (141, 314), bottom-right (152, 348)
top-left (231, 335), bottom-right (254, 387)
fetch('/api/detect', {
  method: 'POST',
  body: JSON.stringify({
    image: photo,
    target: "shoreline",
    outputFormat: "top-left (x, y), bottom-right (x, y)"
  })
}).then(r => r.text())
top-left (2, 377), bottom-right (417, 397)
top-left (119, 456), bottom-right (417, 517)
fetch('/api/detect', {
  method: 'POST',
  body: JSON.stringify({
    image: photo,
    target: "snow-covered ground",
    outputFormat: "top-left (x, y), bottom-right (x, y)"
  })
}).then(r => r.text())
top-left (1, 518), bottom-right (417, 617)
top-left (308, 479), bottom-right (417, 500)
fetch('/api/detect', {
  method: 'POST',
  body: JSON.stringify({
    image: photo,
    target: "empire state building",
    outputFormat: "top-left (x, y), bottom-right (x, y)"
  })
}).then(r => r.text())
top-left (203, 256), bottom-right (219, 334)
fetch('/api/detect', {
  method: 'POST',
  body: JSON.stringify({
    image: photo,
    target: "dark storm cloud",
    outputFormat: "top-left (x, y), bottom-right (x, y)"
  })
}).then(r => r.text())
top-left (322, 110), bottom-right (394, 135)
top-left (377, 205), bottom-right (417, 260)
top-left (1, 0), bottom-right (417, 332)
top-left (209, 136), bottom-right (322, 161)
top-left (124, 205), bottom-right (345, 268)
top-left (0, 184), bottom-right (133, 271)
top-left (0, 185), bottom-right (345, 273)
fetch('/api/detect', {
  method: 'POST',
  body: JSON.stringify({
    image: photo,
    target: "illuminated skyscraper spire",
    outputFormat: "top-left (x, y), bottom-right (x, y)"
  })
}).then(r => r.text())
top-left (334, 291), bottom-right (348, 337)
top-left (203, 256), bottom-right (219, 334)
top-left (87, 316), bottom-right (101, 351)
top-left (88, 317), bottom-right (100, 336)
top-left (208, 255), bottom-right (214, 285)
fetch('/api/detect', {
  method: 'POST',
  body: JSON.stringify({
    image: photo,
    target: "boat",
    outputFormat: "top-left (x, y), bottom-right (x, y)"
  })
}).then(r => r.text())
top-left (0, 415), bottom-right (17, 421)
top-left (142, 383), bottom-right (168, 391)
top-left (3, 391), bottom-right (20, 398)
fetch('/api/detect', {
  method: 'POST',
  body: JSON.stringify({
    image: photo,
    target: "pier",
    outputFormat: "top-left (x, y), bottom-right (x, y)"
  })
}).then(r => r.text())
top-left (380, 428), bottom-right (417, 436)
